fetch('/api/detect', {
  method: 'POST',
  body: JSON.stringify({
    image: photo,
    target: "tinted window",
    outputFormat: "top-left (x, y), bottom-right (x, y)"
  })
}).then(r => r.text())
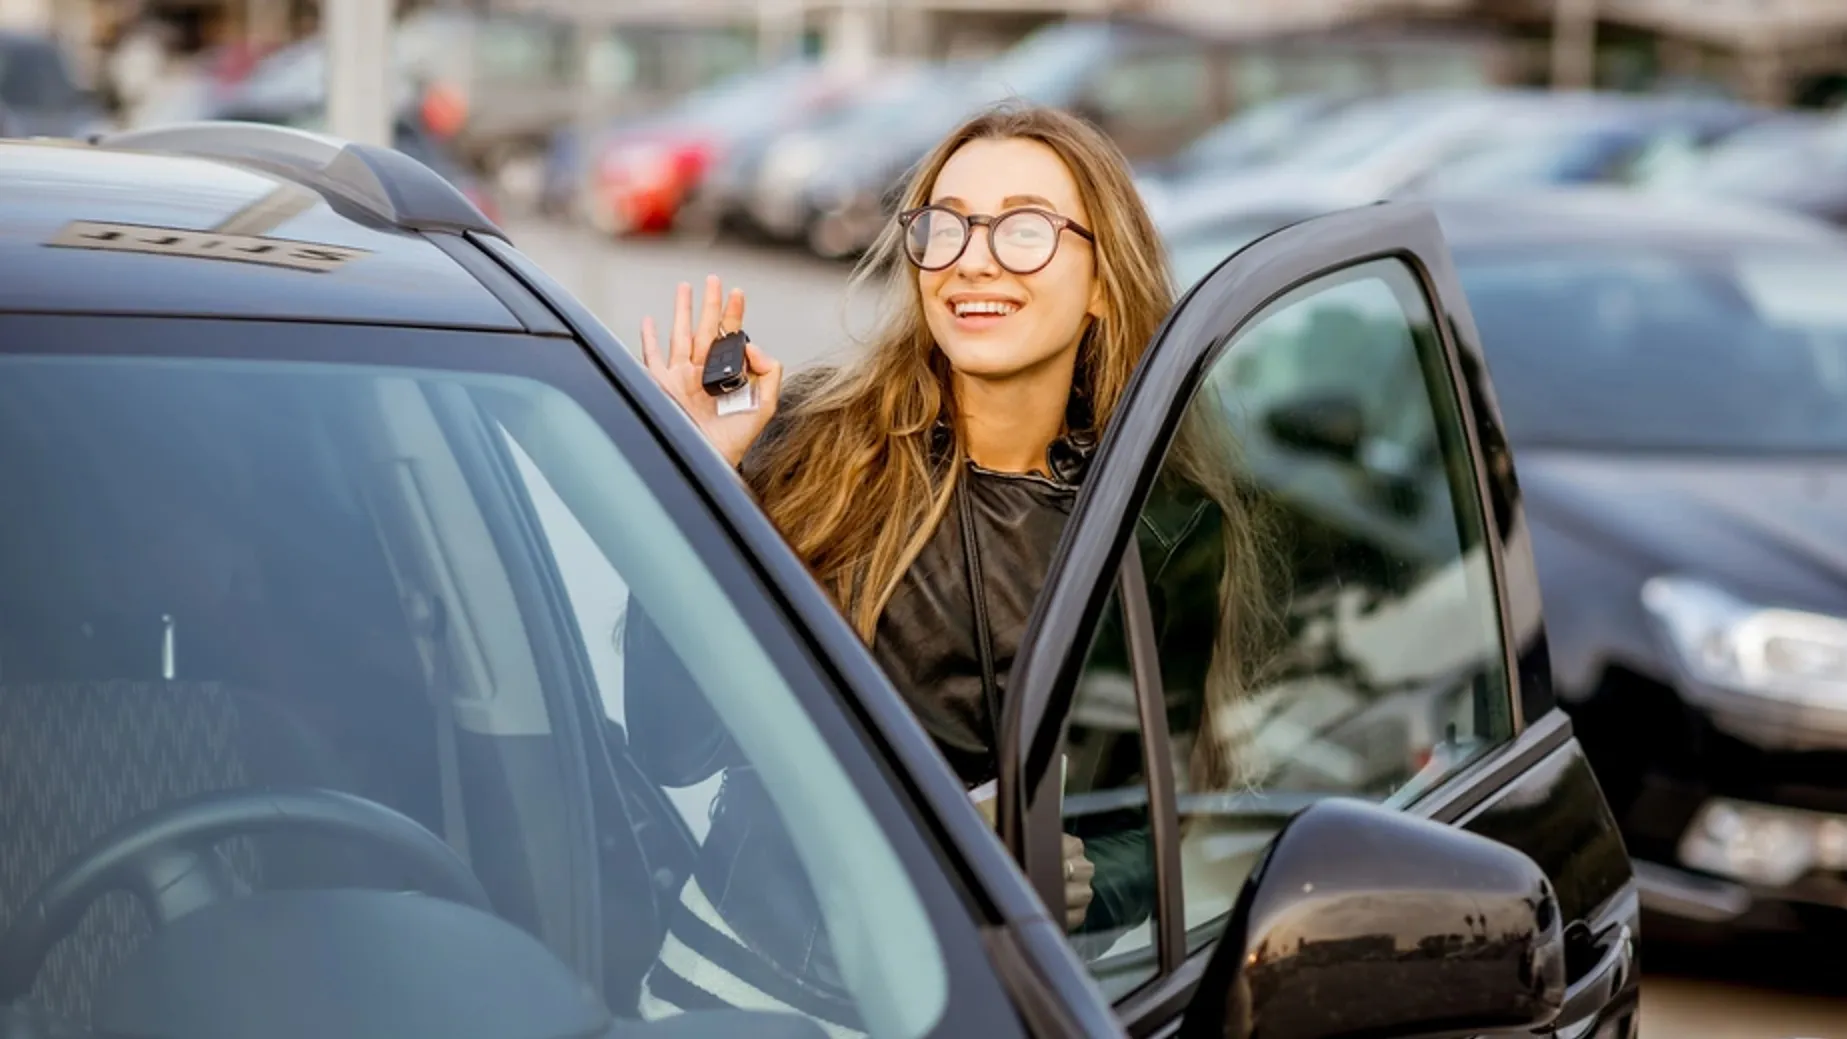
top-left (0, 318), bottom-right (952, 1037)
top-left (0, 40), bottom-right (76, 108)
top-left (1057, 259), bottom-right (1514, 986)
top-left (1457, 247), bottom-right (1847, 451)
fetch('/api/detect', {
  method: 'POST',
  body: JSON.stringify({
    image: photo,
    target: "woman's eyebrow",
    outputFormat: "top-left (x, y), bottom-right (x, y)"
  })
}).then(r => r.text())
top-left (1003, 194), bottom-right (1058, 211)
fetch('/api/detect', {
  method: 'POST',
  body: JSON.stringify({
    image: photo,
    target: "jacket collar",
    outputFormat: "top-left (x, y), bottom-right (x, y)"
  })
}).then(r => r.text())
top-left (930, 393), bottom-right (1098, 487)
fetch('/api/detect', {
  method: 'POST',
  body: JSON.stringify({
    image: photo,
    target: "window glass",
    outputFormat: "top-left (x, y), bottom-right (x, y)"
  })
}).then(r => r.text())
top-left (1058, 591), bottom-right (1162, 998)
top-left (1457, 247), bottom-right (1847, 452)
top-left (1061, 259), bottom-right (1514, 965)
top-left (0, 323), bottom-right (949, 1038)
top-left (1093, 51), bottom-right (1213, 125)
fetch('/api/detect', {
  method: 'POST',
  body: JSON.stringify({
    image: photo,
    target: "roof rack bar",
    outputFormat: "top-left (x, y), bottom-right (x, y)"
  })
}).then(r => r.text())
top-left (98, 121), bottom-right (506, 240)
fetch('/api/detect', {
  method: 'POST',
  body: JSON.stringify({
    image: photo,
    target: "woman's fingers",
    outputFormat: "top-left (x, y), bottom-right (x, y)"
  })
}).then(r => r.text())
top-left (745, 343), bottom-right (782, 410)
top-left (669, 281), bottom-right (694, 368)
top-left (640, 316), bottom-right (662, 372)
top-left (722, 286), bottom-right (746, 336)
top-left (692, 274), bottom-right (723, 365)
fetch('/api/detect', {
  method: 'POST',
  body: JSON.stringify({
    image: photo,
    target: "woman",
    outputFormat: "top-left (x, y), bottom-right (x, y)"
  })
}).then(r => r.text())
top-left (625, 103), bottom-right (1273, 1034)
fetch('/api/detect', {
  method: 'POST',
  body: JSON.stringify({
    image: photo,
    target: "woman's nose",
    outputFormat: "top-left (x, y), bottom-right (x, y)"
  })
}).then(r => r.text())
top-left (955, 225), bottom-right (1001, 278)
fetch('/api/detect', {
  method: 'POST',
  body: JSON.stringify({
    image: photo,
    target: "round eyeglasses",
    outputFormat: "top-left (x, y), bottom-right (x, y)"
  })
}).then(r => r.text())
top-left (897, 205), bottom-right (1095, 275)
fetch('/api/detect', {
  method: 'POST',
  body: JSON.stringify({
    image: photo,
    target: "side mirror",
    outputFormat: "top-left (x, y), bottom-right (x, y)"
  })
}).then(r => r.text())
top-left (1263, 391), bottom-right (1365, 462)
top-left (1181, 798), bottom-right (1566, 1039)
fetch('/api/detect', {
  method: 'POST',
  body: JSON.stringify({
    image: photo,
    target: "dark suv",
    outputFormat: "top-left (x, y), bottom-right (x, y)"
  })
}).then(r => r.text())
top-left (0, 123), bottom-right (1638, 1039)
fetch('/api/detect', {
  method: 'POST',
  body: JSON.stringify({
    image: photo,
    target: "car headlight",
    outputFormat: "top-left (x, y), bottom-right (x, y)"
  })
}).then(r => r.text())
top-left (1642, 574), bottom-right (1847, 708)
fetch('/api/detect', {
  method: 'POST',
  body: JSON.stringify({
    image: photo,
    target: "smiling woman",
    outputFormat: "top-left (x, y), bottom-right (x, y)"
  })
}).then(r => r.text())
top-left (625, 103), bottom-right (1275, 1032)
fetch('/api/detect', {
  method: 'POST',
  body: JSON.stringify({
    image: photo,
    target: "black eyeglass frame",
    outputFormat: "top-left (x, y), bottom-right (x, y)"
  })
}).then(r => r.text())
top-left (896, 205), bottom-right (1097, 275)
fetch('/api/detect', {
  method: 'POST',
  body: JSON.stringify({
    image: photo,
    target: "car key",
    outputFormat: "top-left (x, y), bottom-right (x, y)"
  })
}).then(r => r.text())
top-left (702, 329), bottom-right (751, 397)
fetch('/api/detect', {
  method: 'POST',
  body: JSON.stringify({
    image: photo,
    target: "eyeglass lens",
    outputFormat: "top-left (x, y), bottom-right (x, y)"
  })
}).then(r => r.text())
top-left (905, 209), bottom-right (1061, 273)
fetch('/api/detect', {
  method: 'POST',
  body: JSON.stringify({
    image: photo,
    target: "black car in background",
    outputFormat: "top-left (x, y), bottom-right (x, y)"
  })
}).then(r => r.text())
top-left (1168, 188), bottom-right (1847, 946)
top-left (0, 31), bottom-right (106, 139)
top-left (0, 122), bottom-right (1638, 1038)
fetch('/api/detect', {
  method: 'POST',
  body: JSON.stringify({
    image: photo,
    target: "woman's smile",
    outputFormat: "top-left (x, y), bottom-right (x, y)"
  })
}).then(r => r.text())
top-left (948, 292), bottom-right (1025, 333)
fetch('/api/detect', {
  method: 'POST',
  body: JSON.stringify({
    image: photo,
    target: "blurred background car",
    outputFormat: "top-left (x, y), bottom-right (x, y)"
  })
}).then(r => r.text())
top-left (0, 28), bottom-right (107, 137)
top-left (574, 57), bottom-right (870, 237)
top-left (1148, 88), bottom-right (1768, 229)
top-left (1638, 109), bottom-right (1847, 229)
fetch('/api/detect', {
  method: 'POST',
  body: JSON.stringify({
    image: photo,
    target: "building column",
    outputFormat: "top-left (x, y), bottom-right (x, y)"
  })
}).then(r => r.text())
top-left (325, 0), bottom-right (394, 147)
top-left (1551, 0), bottom-right (1598, 90)
top-left (0, 0), bottom-right (52, 32)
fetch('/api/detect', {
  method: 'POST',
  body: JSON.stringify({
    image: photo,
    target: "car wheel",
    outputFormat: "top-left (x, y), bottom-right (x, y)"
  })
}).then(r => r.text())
top-left (806, 210), bottom-right (866, 262)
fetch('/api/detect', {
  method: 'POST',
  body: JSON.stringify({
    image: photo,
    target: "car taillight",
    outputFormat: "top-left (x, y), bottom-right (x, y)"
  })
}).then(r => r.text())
top-left (422, 81), bottom-right (468, 139)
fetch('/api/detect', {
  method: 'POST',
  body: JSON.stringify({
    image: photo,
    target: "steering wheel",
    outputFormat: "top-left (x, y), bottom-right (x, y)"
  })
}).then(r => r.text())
top-left (0, 787), bottom-right (491, 1004)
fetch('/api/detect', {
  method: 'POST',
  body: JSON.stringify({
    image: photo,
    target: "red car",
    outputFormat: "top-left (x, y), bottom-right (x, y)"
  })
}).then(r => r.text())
top-left (590, 61), bottom-right (867, 236)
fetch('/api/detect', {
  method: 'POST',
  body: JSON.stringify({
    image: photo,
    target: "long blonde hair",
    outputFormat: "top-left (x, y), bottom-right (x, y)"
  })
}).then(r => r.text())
top-left (747, 103), bottom-right (1276, 789)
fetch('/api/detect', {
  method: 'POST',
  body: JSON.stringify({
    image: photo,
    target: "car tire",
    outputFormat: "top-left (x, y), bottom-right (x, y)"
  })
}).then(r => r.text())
top-left (806, 210), bottom-right (865, 263)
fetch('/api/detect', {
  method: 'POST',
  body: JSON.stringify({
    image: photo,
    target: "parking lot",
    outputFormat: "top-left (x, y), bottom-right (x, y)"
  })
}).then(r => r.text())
top-left (511, 216), bottom-right (1847, 1039)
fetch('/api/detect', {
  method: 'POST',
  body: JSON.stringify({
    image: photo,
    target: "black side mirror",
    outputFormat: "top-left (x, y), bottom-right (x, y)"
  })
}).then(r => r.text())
top-left (1180, 798), bottom-right (1566, 1039)
top-left (1263, 391), bottom-right (1365, 462)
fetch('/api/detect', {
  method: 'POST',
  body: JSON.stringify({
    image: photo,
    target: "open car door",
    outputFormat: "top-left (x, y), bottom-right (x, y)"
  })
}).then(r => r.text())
top-left (996, 201), bottom-right (1640, 1038)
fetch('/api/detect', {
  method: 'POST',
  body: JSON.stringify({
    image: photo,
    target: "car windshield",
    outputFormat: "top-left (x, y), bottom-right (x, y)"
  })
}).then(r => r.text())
top-left (1640, 116), bottom-right (1831, 192)
top-left (1419, 124), bottom-right (1639, 191)
top-left (0, 39), bottom-right (76, 108)
top-left (0, 316), bottom-right (950, 1038)
top-left (1280, 95), bottom-right (1477, 172)
top-left (1456, 246), bottom-right (1847, 452)
top-left (1173, 95), bottom-right (1348, 175)
top-left (974, 21), bottom-right (1114, 103)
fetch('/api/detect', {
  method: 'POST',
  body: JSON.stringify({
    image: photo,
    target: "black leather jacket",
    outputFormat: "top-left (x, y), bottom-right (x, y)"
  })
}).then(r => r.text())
top-left (625, 401), bottom-right (1227, 1024)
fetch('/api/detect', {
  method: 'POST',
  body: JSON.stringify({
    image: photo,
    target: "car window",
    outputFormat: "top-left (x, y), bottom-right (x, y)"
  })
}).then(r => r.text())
top-left (0, 318), bottom-right (951, 1038)
top-left (1456, 246), bottom-right (1847, 452)
top-left (1058, 590), bottom-right (1164, 998)
top-left (1056, 259), bottom-right (1514, 979)
top-left (475, 18), bottom-right (573, 86)
top-left (0, 40), bottom-right (77, 108)
top-left (1091, 50), bottom-right (1214, 126)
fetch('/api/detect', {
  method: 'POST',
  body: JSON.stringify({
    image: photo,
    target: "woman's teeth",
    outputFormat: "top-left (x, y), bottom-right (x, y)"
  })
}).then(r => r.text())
top-left (954, 301), bottom-right (1019, 317)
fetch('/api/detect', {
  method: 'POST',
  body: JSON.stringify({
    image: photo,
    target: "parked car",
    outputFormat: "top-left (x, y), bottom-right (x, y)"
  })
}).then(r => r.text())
top-left (1149, 89), bottom-right (1756, 229)
top-left (1166, 187), bottom-right (1847, 947)
top-left (1407, 94), bottom-right (1766, 196)
top-left (677, 60), bottom-right (951, 245)
top-left (0, 122), bottom-right (1639, 1038)
top-left (582, 60), bottom-right (866, 236)
top-left (0, 30), bottom-right (107, 138)
top-left (1640, 110), bottom-right (1847, 228)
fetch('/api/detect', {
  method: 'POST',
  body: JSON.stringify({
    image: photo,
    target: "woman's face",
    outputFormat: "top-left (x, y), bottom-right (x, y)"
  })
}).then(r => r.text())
top-left (918, 137), bottom-right (1105, 383)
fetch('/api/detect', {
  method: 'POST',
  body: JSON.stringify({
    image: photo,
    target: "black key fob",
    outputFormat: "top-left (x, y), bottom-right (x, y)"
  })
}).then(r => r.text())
top-left (702, 330), bottom-right (751, 397)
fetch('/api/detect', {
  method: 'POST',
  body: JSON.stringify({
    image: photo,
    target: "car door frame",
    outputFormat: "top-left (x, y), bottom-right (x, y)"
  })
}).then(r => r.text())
top-left (995, 200), bottom-right (1610, 1034)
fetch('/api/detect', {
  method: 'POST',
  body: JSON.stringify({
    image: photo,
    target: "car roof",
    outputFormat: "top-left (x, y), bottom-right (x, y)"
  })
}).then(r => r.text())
top-left (1160, 187), bottom-right (1846, 269)
top-left (0, 131), bottom-right (523, 330)
top-left (1427, 187), bottom-right (1847, 251)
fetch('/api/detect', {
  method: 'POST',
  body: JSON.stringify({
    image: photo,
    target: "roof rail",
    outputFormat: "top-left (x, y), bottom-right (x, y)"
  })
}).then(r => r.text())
top-left (97, 121), bottom-right (506, 240)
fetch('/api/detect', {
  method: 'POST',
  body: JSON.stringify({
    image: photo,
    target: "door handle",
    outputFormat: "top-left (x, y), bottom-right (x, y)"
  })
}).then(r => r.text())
top-left (1541, 924), bottom-right (1634, 1036)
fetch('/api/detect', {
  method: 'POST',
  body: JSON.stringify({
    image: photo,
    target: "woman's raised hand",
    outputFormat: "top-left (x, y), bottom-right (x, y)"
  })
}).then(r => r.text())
top-left (641, 275), bottom-right (784, 469)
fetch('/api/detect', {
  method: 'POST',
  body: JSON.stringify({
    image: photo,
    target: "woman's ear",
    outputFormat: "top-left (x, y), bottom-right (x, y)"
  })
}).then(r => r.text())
top-left (1087, 277), bottom-right (1108, 322)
